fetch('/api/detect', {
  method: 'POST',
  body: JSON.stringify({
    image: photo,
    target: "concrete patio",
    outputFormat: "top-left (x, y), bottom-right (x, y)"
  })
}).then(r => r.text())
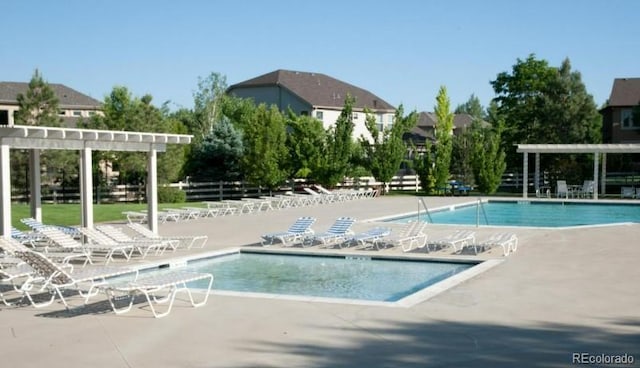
top-left (1, 196), bottom-right (639, 367)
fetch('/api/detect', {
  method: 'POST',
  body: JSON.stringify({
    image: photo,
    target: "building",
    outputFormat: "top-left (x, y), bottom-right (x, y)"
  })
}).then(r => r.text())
top-left (404, 112), bottom-right (477, 149)
top-left (227, 69), bottom-right (396, 139)
top-left (600, 78), bottom-right (640, 143)
top-left (0, 82), bottom-right (102, 127)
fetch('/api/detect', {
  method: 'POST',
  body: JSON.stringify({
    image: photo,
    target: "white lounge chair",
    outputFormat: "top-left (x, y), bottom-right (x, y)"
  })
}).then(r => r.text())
top-left (345, 227), bottom-right (392, 250)
top-left (80, 227), bottom-right (170, 258)
top-left (101, 270), bottom-right (213, 318)
top-left (14, 250), bottom-right (138, 309)
top-left (97, 225), bottom-right (179, 253)
top-left (37, 227), bottom-right (135, 264)
top-left (303, 217), bottom-right (356, 247)
top-left (428, 230), bottom-right (476, 253)
top-left (471, 232), bottom-right (518, 256)
top-left (577, 180), bottom-right (594, 198)
top-left (378, 221), bottom-right (428, 252)
top-left (261, 217), bottom-right (316, 246)
top-left (127, 223), bottom-right (208, 249)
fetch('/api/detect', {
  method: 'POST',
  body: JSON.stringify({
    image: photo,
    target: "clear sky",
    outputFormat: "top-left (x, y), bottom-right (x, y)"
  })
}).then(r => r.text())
top-left (2, 0), bottom-right (638, 113)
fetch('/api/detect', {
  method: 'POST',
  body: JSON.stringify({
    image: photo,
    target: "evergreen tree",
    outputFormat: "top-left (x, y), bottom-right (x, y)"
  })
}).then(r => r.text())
top-left (471, 117), bottom-right (506, 194)
top-left (189, 119), bottom-right (244, 181)
top-left (412, 140), bottom-right (436, 194)
top-left (286, 111), bottom-right (327, 179)
top-left (433, 86), bottom-right (454, 190)
top-left (454, 94), bottom-right (485, 120)
top-left (14, 69), bottom-right (62, 127)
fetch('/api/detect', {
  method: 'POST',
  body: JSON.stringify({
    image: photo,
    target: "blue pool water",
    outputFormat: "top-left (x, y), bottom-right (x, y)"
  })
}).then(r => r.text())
top-left (155, 252), bottom-right (472, 302)
top-left (389, 201), bottom-right (640, 227)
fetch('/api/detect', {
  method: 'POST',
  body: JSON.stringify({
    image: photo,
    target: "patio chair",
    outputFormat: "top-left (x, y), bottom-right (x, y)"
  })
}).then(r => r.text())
top-left (79, 227), bottom-right (170, 258)
top-left (577, 180), bottom-right (595, 198)
top-left (11, 226), bottom-right (47, 247)
top-left (1, 262), bottom-right (34, 306)
top-left (471, 232), bottom-right (518, 256)
top-left (556, 180), bottom-right (570, 199)
top-left (378, 221), bottom-right (428, 252)
top-left (122, 211), bottom-right (148, 224)
top-left (621, 186), bottom-right (635, 199)
top-left (100, 270), bottom-right (213, 318)
top-left (344, 227), bottom-right (392, 250)
top-left (127, 223), bottom-right (208, 249)
top-left (261, 216), bottom-right (316, 246)
top-left (302, 217), bottom-right (356, 248)
top-left (13, 250), bottom-right (138, 309)
top-left (427, 230), bottom-right (476, 253)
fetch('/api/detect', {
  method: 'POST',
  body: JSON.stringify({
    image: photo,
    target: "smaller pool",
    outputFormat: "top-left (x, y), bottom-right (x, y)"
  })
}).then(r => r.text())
top-left (386, 200), bottom-right (640, 228)
top-left (134, 251), bottom-right (479, 304)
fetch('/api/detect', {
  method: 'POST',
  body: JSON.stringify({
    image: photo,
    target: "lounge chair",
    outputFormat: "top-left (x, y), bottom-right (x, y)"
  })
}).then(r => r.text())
top-left (14, 250), bottom-right (138, 309)
top-left (127, 223), bottom-right (208, 249)
top-left (427, 230), bottom-right (476, 253)
top-left (96, 225), bottom-right (180, 252)
top-left (0, 262), bottom-right (34, 306)
top-left (378, 221), bottom-right (427, 252)
top-left (123, 211), bottom-right (148, 224)
top-left (100, 270), bottom-right (213, 318)
top-left (261, 217), bottom-right (316, 246)
top-left (79, 227), bottom-right (170, 258)
top-left (577, 180), bottom-right (595, 198)
top-left (37, 227), bottom-right (135, 264)
top-left (471, 232), bottom-right (518, 256)
top-left (0, 236), bottom-right (91, 266)
top-left (21, 218), bottom-right (81, 239)
top-left (345, 227), bottom-right (392, 250)
top-left (302, 217), bottom-right (356, 247)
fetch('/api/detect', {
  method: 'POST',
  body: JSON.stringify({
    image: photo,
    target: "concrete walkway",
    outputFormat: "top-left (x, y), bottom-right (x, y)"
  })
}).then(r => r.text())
top-left (1, 196), bottom-right (639, 367)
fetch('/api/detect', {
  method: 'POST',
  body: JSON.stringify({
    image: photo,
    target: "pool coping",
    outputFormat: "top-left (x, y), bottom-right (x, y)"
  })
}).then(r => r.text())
top-left (132, 246), bottom-right (504, 308)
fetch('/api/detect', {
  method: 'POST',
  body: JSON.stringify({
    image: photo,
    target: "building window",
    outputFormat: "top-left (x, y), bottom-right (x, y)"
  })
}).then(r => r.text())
top-left (621, 109), bottom-right (639, 129)
top-left (72, 111), bottom-right (82, 117)
top-left (315, 111), bottom-right (323, 120)
top-left (58, 110), bottom-right (66, 116)
top-left (352, 113), bottom-right (358, 120)
top-left (0, 110), bottom-right (8, 125)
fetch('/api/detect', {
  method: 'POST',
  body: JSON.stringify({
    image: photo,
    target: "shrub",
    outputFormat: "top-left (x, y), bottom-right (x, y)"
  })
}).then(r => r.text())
top-left (157, 186), bottom-right (186, 203)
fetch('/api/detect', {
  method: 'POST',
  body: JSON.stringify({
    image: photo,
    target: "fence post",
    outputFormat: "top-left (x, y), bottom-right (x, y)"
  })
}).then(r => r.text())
top-left (219, 181), bottom-right (223, 201)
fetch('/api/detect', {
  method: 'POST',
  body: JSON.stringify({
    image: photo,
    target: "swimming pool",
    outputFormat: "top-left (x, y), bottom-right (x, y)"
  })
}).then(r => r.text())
top-left (386, 200), bottom-right (640, 227)
top-left (137, 250), bottom-right (490, 306)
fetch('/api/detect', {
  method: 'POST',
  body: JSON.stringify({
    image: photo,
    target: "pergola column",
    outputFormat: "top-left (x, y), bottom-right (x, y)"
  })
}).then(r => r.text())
top-left (146, 147), bottom-right (158, 234)
top-left (601, 153), bottom-right (607, 196)
top-left (29, 149), bottom-right (42, 222)
top-left (534, 152), bottom-right (540, 193)
top-left (79, 147), bottom-right (93, 229)
top-left (522, 152), bottom-right (528, 198)
top-left (0, 144), bottom-right (11, 238)
top-left (593, 152), bottom-right (599, 200)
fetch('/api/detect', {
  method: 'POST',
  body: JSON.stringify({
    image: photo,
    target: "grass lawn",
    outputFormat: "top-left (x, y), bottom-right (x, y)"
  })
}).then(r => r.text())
top-left (11, 202), bottom-right (202, 229)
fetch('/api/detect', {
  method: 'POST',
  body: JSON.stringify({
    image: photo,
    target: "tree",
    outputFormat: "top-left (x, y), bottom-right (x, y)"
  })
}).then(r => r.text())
top-left (240, 104), bottom-right (288, 191)
top-left (454, 94), bottom-right (485, 120)
top-left (412, 140), bottom-right (436, 194)
top-left (192, 72), bottom-right (228, 141)
top-left (188, 118), bottom-right (244, 182)
top-left (491, 54), bottom-right (601, 170)
top-left (433, 86), bottom-right (454, 190)
top-left (471, 107), bottom-right (506, 194)
top-left (285, 111), bottom-right (327, 179)
top-left (315, 94), bottom-right (356, 187)
top-left (14, 69), bottom-right (62, 127)
top-left (360, 105), bottom-right (417, 193)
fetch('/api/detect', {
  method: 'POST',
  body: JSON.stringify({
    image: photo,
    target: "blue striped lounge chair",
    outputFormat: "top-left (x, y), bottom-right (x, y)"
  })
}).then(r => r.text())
top-left (303, 217), bottom-right (356, 248)
top-left (261, 217), bottom-right (316, 246)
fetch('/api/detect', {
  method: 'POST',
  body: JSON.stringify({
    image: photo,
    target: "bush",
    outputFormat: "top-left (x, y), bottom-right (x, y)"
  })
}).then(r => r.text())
top-left (157, 186), bottom-right (186, 203)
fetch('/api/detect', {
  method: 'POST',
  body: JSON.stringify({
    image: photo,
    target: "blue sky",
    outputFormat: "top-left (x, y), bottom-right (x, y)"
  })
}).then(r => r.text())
top-left (2, 0), bottom-right (638, 112)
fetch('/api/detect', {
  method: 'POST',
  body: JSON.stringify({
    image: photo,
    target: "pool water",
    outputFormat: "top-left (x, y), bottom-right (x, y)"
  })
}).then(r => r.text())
top-left (158, 252), bottom-right (472, 302)
top-left (389, 201), bottom-right (640, 227)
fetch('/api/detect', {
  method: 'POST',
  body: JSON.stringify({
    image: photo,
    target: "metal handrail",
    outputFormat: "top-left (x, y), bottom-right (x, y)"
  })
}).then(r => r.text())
top-left (418, 197), bottom-right (433, 223)
top-left (476, 198), bottom-right (489, 227)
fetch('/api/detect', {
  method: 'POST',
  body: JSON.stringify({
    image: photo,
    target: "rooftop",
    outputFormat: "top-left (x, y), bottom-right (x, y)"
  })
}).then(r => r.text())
top-left (0, 81), bottom-right (102, 109)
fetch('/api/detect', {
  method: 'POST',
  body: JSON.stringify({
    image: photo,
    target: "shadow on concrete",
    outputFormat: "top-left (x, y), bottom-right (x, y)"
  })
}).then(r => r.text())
top-left (236, 318), bottom-right (640, 368)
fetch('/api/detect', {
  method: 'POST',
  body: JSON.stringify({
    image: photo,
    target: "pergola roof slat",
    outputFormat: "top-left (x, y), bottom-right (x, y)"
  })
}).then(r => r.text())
top-left (517, 143), bottom-right (640, 153)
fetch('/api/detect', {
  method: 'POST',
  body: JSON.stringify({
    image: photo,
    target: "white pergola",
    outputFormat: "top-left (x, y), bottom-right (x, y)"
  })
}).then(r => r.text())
top-left (516, 143), bottom-right (640, 199)
top-left (0, 125), bottom-right (192, 238)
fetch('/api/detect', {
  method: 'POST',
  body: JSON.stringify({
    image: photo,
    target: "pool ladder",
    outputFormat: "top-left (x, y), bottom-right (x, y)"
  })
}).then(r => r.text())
top-left (476, 198), bottom-right (490, 226)
top-left (418, 198), bottom-right (433, 223)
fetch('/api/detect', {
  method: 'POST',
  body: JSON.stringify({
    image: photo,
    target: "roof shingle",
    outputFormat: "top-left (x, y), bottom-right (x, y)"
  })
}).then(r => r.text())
top-left (0, 82), bottom-right (101, 109)
top-left (607, 78), bottom-right (640, 107)
top-left (228, 69), bottom-right (395, 111)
